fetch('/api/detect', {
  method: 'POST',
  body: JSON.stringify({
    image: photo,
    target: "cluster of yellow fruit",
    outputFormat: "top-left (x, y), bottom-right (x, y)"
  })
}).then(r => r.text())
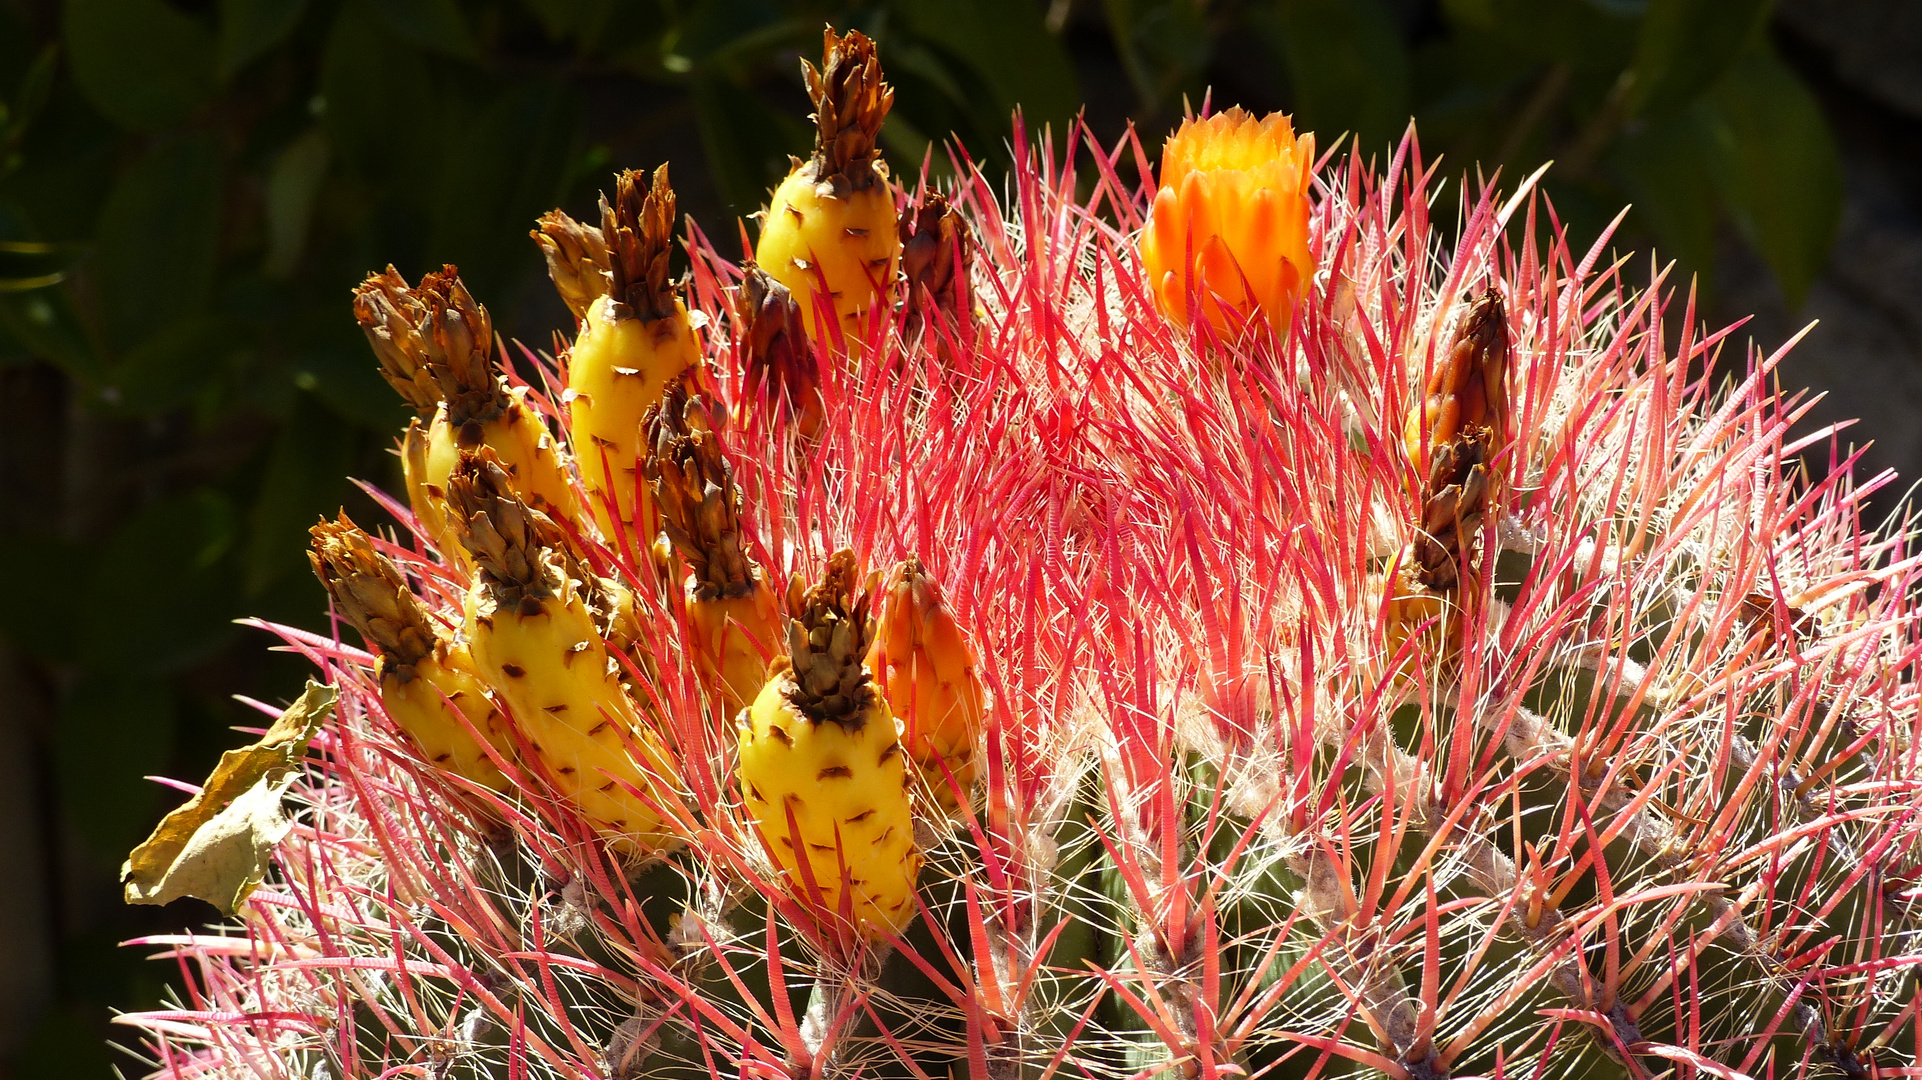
top-left (311, 28), bottom-right (983, 939)
top-left (313, 24), bottom-right (1364, 944)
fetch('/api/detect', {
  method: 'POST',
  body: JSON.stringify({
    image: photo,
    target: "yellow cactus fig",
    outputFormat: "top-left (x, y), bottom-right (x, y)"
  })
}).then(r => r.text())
top-left (756, 27), bottom-right (899, 344)
top-left (738, 550), bottom-right (919, 936)
top-left (447, 451), bottom-right (682, 854)
top-left (865, 556), bottom-right (984, 813)
top-left (532, 208), bottom-right (611, 322)
top-left (354, 265), bottom-right (582, 566)
top-left (397, 418), bottom-right (447, 557)
top-left (564, 166), bottom-right (705, 553)
top-left (644, 387), bottom-right (785, 720)
top-left (1137, 107), bottom-right (1315, 333)
top-left (308, 514), bottom-right (512, 792)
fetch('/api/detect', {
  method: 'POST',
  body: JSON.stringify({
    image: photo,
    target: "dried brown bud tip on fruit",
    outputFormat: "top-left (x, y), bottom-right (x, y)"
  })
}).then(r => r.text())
top-left (308, 513), bottom-right (436, 670)
top-left (784, 549), bottom-right (875, 731)
top-left (644, 387), bottom-right (754, 600)
top-left (737, 263), bottom-right (822, 439)
top-left (1407, 288), bottom-right (1512, 593)
top-left (601, 165), bottom-right (679, 323)
top-left (532, 210), bottom-right (612, 321)
top-left (804, 27), bottom-right (893, 190)
top-left (416, 267), bottom-right (511, 437)
top-left (446, 449), bottom-right (558, 603)
top-left (353, 267), bottom-right (439, 416)
top-left (899, 192), bottom-right (975, 340)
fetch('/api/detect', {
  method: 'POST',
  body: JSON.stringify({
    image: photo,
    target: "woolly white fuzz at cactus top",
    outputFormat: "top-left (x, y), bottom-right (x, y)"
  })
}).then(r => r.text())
top-left (114, 110), bottom-right (1922, 1080)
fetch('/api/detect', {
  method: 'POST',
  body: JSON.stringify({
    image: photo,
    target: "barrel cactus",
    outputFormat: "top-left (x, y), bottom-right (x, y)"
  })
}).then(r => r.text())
top-left (117, 35), bottom-right (1922, 1080)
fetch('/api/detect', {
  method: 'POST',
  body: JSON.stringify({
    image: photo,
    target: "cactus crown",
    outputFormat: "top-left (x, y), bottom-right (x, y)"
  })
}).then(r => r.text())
top-left (802, 26), bottom-right (892, 192)
top-left (736, 262), bottom-right (817, 419)
top-left (644, 386), bottom-right (758, 602)
top-left (414, 266), bottom-right (510, 436)
top-left (869, 555), bottom-right (945, 664)
top-left (446, 450), bottom-right (562, 611)
top-left (531, 209), bottom-right (611, 321)
top-left (780, 549), bottom-right (875, 730)
top-left (1421, 286), bottom-right (1510, 453)
top-left (308, 513), bottom-right (436, 672)
top-left (1411, 287), bottom-right (1510, 592)
top-left (600, 165), bottom-right (679, 324)
top-left (874, 554), bottom-right (936, 618)
top-left (899, 193), bottom-right (973, 333)
top-left (351, 267), bottom-right (439, 417)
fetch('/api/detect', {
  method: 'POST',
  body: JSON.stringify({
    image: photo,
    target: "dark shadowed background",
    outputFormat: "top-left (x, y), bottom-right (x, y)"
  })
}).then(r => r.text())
top-left (0, 0), bottom-right (1916, 1075)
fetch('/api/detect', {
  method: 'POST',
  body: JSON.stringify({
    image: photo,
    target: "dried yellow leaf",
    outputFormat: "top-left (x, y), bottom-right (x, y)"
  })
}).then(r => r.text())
top-left (121, 680), bottom-right (336, 914)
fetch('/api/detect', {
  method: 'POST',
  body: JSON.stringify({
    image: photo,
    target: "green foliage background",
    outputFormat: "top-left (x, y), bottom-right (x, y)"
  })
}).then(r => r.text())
top-left (0, 0), bottom-right (1842, 1075)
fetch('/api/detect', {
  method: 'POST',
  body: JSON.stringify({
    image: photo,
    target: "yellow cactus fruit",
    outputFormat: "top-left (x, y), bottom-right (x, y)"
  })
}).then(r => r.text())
top-left (865, 556), bottom-right (984, 814)
top-left (1137, 108), bottom-right (1315, 334)
top-left (565, 166), bottom-right (704, 552)
top-left (898, 192), bottom-right (976, 344)
top-left (415, 267), bottom-right (582, 524)
top-left (736, 263), bottom-right (823, 442)
top-left (356, 271), bottom-right (453, 555)
top-left (755, 27), bottom-right (900, 344)
top-left (1405, 288), bottom-right (1510, 593)
top-left (643, 387), bottom-right (785, 720)
top-left (738, 550), bottom-right (920, 937)
top-left (308, 514), bottom-right (512, 792)
top-left (531, 209), bottom-right (611, 322)
top-left (398, 418), bottom-right (445, 553)
top-left (354, 265), bottom-right (582, 565)
top-left (447, 451), bottom-right (683, 854)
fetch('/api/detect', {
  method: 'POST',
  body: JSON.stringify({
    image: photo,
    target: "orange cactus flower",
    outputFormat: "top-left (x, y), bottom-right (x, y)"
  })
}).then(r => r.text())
top-left (1138, 108), bottom-right (1315, 334)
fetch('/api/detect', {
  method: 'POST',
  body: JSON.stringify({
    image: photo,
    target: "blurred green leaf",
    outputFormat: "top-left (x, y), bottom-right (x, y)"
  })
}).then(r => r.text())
top-left (246, 392), bottom-right (354, 595)
top-left (670, 0), bottom-right (786, 68)
top-left (57, 673), bottom-right (179, 859)
top-left (319, 1), bottom-right (437, 177)
top-left (374, 0), bottom-right (481, 61)
top-left (4, 44), bottom-right (60, 164)
top-left (881, 38), bottom-right (993, 166)
top-left (1609, 108), bottom-right (1718, 280)
top-left (297, 342), bottom-right (411, 430)
top-left (0, 278), bottom-right (102, 379)
top-left (693, 74), bottom-right (809, 219)
top-left (428, 79), bottom-right (584, 297)
top-left (0, 532), bottom-right (95, 662)
top-left (1441, 0), bottom-right (1639, 70)
top-left (1259, 0), bottom-right (1410, 154)
top-left (83, 488), bottom-right (241, 676)
top-left (1628, 0), bottom-right (1770, 115)
top-left (0, 236), bottom-right (73, 291)
top-left (1103, 0), bottom-right (1211, 112)
top-left (1698, 43), bottom-right (1842, 308)
top-left (63, 0), bottom-right (217, 129)
top-left (108, 314), bottom-right (233, 413)
top-left (219, 0), bottom-right (308, 78)
top-left (92, 135), bottom-right (223, 354)
top-left (520, 0), bottom-right (618, 44)
top-left (892, 0), bottom-right (1081, 138)
top-left (263, 128), bottom-right (330, 277)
